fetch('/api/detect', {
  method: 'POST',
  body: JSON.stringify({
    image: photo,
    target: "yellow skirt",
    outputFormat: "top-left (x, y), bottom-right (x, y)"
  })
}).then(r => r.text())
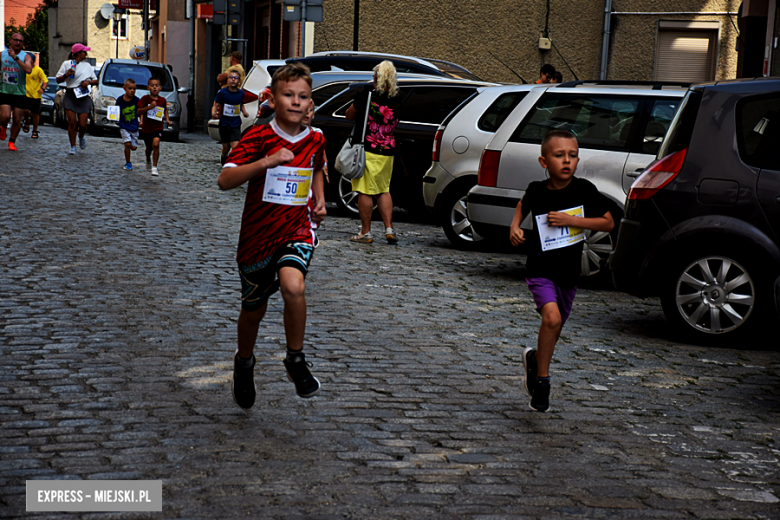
top-left (351, 151), bottom-right (394, 195)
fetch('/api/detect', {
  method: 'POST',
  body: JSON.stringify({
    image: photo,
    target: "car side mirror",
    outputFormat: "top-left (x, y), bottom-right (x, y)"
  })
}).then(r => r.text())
top-left (177, 87), bottom-right (189, 94)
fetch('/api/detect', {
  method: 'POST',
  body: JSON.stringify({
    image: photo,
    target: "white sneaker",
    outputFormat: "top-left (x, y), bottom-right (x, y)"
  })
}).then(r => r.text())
top-left (79, 136), bottom-right (87, 149)
top-left (68, 146), bottom-right (77, 155)
top-left (151, 166), bottom-right (159, 176)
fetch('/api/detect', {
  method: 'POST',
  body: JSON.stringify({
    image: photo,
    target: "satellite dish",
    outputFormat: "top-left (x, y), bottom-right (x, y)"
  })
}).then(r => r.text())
top-left (99, 3), bottom-right (115, 20)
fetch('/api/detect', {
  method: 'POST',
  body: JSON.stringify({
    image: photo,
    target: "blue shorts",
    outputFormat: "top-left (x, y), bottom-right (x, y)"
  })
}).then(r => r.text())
top-left (238, 242), bottom-right (314, 312)
top-left (526, 277), bottom-right (577, 326)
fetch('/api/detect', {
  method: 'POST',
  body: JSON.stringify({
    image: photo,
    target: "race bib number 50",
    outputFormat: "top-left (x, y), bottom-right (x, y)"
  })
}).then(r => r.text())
top-left (262, 166), bottom-right (312, 206)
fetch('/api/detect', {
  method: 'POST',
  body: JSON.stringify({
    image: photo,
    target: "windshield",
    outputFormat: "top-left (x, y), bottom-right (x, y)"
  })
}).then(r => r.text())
top-left (45, 81), bottom-right (59, 94)
top-left (101, 64), bottom-right (174, 91)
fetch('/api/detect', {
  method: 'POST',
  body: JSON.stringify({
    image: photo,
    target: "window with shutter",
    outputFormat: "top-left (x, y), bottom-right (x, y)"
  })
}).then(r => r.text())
top-left (654, 21), bottom-right (720, 82)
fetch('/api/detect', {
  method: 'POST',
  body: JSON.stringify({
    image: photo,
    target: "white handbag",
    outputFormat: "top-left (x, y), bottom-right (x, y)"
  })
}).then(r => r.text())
top-left (334, 92), bottom-right (372, 180)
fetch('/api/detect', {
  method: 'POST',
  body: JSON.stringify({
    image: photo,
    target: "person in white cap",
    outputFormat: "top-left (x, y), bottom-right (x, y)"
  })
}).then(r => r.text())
top-left (55, 44), bottom-right (98, 155)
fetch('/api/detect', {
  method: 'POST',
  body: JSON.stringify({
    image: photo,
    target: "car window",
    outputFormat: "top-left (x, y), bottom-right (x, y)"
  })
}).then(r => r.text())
top-left (401, 86), bottom-right (478, 125)
top-left (478, 92), bottom-right (528, 132)
top-left (736, 91), bottom-right (780, 171)
top-left (510, 94), bottom-right (642, 151)
top-left (102, 64), bottom-right (174, 91)
top-left (331, 89), bottom-right (362, 116)
top-left (641, 99), bottom-right (680, 155)
top-left (45, 82), bottom-right (59, 94)
top-left (312, 83), bottom-right (350, 108)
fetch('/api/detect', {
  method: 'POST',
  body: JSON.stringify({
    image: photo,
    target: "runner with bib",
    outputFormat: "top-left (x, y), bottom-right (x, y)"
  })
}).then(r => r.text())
top-left (212, 70), bottom-right (248, 165)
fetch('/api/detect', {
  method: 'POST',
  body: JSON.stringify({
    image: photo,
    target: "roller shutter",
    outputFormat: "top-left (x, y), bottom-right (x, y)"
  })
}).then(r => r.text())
top-left (655, 30), bottom-right (717, 82)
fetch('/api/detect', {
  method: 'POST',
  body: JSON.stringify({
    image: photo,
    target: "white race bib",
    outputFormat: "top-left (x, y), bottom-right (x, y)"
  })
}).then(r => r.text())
top-left (262, 166), bottom-right (313, 206)
top-left (222, 104), bottom-right (239, 117)
top-left (536, 205), bottom-right (585, 252)
top-left (74, 86), bottom-right (91, 98)
top-left (147, 106), bottom-right (164, 121)
top-left (107, 105), bottom-right (120, 121)
top-left (2, 72), bottom-right (19, 85)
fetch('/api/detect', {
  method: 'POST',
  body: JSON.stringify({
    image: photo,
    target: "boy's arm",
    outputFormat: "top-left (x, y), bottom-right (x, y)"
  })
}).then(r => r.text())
top-left (217, 148), bottom-right (294, 191)
top-left (509, 199), bottom-right (526, 246)
top-left (311, 168), bottom-right (326, 224)
top-left (241, 102), bottom-right (249, 118)
top-left (164, 105), bottom-right (172, 125)
top-left (546, 210), bottom-right (614, 232)
top-left (211, 101), bottom-right (220, 119)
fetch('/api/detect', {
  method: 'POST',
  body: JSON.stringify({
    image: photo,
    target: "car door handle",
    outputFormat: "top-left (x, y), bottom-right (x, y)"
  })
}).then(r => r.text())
top-left (627, 169), bottom-right (643, 178)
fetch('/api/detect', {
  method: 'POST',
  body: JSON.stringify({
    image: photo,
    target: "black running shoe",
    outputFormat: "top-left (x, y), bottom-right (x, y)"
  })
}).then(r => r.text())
top-left (232, 351), bottom-right (256, 409)
top-left (522, 347), bottom-right (538, 398)
top-left (283, 352), bottom-right (320, 398)
top-left (530, 378), bottom-right (550, 412)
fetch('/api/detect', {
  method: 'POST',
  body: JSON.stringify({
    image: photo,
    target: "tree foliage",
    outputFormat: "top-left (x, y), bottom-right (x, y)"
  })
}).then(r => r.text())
top-left (4, 0), bottom-right (58, 73)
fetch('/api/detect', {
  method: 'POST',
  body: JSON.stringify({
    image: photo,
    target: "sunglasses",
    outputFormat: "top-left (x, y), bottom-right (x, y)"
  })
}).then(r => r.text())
top-left (12, 39), bottom-right (24, 43)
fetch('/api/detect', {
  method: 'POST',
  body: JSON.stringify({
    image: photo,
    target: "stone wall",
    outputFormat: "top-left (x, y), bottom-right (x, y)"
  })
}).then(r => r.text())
top-left (313, 0), bottom-right (739, 83)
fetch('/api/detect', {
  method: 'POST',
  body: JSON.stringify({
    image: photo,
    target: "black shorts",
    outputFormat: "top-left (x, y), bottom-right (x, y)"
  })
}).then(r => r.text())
top-left (140, 130), bottom-right (163, 147)
top-left (0, 93), bottom-right (28, 110)
top-left (26, 97), bottom-right (41, 114)
top-left (219, 125), bottom-right (241, 144)
top-left (238, 241), bottom-right (315, 312)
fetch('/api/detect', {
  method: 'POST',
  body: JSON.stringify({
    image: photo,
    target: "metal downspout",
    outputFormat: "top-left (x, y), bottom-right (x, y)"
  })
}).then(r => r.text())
top-left (600, 0), bottom-right (612, 80)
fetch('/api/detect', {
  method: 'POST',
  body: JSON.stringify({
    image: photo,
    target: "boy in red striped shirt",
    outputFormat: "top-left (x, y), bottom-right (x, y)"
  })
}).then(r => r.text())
top-left (218, 63), bottom-right (327, 409)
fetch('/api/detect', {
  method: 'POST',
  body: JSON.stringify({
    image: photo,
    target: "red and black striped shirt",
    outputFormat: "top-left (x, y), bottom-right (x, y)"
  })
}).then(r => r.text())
top-left (225, 120), bottom-right (326, 264)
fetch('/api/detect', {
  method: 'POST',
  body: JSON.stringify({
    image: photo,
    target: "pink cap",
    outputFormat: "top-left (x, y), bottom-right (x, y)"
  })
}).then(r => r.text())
top-left (71, 43), bottom-right (91, 54)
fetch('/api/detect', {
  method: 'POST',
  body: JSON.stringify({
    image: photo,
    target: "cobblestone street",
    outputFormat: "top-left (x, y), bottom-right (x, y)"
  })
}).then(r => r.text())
top-left (1, 127), bottom-right (779, 519)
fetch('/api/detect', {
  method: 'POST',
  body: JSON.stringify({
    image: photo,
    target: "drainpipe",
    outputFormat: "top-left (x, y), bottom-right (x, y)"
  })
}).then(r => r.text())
top-left (188, 0), bottom-right (195, 132)
top-left (600, 0), bottom-right (612, 80)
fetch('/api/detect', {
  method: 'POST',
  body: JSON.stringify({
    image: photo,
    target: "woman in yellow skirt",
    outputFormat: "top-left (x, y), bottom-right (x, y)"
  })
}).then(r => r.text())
top-left (345, 61), bottom-right (403, 244)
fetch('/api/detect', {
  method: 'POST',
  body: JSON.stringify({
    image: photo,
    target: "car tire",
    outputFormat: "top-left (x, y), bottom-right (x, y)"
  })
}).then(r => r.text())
top-left (580, 229), bottom-right (614, 277)
top-left (335, 173), bottom-right (375, 216)
top-left (660, 252), bottom-right (766, 341)
top-left (438, 180), bottom-right (483, 250)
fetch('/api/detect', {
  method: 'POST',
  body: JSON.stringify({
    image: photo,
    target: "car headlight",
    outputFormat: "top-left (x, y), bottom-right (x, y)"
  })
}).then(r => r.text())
top-left (167, 102), bottom-right (178, 116)
top-left (41, 99), bottom-right (54, 106)
top-left (99, 96), bottom-right (116, 108)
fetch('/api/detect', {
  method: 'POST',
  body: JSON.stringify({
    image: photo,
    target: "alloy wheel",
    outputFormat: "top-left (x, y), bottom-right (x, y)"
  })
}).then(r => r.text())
top-left (673, 255), bottom-right (755, 334)
top-left (580, 229), bottom-right (613, 277)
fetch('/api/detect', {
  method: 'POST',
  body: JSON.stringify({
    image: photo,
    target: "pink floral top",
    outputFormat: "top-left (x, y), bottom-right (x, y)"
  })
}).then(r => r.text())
top-left (355, 89), bottom-right (402, 156)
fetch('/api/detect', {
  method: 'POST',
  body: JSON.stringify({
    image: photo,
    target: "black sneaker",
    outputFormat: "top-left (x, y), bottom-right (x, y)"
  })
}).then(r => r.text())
top-left (283, 351), bottom-right (320, 398)
top-left (522, 347), bottom-right (538, 398)
top-left (530, 378), bottom-right (550, 412)
top-left (232, 351), bottom-right (256, 409)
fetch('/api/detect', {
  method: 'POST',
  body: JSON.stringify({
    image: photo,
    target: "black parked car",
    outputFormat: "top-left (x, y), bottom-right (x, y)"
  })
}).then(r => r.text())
top-left (609, 77), bottom-right (780, 342)
top-left (313, 77), bottom-right (496, 214)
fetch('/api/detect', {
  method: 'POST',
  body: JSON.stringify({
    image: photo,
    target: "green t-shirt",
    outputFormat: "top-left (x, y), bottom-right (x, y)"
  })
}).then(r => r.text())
top-left (1, 50), bottom-right (28, 96)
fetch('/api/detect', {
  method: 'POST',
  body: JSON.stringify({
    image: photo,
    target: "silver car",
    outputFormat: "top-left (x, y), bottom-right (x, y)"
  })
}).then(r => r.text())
top-left (467, 81), bottom-right (687, 276)
top-left (422, 84), bottom-right (538, 249)
top-left (90, 59), bottom-right (188, 139)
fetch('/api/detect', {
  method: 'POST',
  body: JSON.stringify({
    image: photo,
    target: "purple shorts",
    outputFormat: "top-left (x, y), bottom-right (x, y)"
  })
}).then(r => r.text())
top-left (526, 277), bottom-right (577, 326)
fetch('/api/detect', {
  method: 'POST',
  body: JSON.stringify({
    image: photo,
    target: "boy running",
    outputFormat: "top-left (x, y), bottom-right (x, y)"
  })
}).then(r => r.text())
top-left (212, 70), bottom-right (248, 165)
top-left (23, 63), bottom-right (48, 139)
top-left (116, 79), bottom-right (140, 170)
top-left (509, 130), bottom-right (614, 412)
top-left (217, 63), bottom-right (327, 409)
top-left (137, 77), bottom-right (171, 176)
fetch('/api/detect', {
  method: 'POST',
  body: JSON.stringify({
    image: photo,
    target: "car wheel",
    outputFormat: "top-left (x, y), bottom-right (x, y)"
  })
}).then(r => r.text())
top-left (660, 253), bottom-right (761, 340)
top-left (335, 174), bottom-right (375, 216)
top-left (439, 182), bottom-right (483, 250)
top-left (580, 229), bottom-right (613, 277)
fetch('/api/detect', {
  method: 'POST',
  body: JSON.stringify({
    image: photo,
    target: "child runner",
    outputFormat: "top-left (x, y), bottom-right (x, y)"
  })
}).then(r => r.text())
top-left (22, 63), bottom-right (48, 139)
top-left (137, 77), bottom-right (171, 176)
top-left (509, 129), bottom-right (614, 412)
top-left (212, 69), bottom-right (248, 165)
top-left (116, 79), bottom-right (140, 170)
top-left (217, 63), bottom-right (327, 409)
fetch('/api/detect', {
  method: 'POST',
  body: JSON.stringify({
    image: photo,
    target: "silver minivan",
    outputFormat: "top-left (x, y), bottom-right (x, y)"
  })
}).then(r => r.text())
top-left (90, 59), bottom-right (188, 139)
top-left (467, 81), bottom-right (687, 275)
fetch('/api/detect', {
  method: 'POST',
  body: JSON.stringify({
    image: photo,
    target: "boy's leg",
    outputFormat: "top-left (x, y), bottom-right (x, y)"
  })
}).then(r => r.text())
top-left (536, 302), bottom-right (563, 378)
top-left (278, 266), bottom-right (306, 351)
top-left (124, 142), bottom-right (132, 163)
top-left (237, 303), bottom-right (268, 358)
top-left (152, 137), bottom-right (161, 166)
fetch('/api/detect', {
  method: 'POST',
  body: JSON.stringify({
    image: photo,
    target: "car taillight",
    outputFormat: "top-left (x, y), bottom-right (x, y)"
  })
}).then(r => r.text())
top-left (628, 149), bottom-right (688, 200)
top-left (432, 129), bottom-right (443, 163)
top-left (477, 150), bottom-right (501, 187)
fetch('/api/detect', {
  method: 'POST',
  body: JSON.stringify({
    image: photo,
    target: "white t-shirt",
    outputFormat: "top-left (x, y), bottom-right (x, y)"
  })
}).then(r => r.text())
top-left (56, 60), bottom-right (96, 89)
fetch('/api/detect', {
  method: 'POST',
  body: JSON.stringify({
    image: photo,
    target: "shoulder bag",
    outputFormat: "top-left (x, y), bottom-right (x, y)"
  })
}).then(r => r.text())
top-left (334, 91), bottom-right (372, 180)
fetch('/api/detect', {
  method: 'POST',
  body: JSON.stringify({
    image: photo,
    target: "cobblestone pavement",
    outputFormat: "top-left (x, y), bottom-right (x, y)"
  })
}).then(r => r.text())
top-left (1, 127), bottom-right (779, 520)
